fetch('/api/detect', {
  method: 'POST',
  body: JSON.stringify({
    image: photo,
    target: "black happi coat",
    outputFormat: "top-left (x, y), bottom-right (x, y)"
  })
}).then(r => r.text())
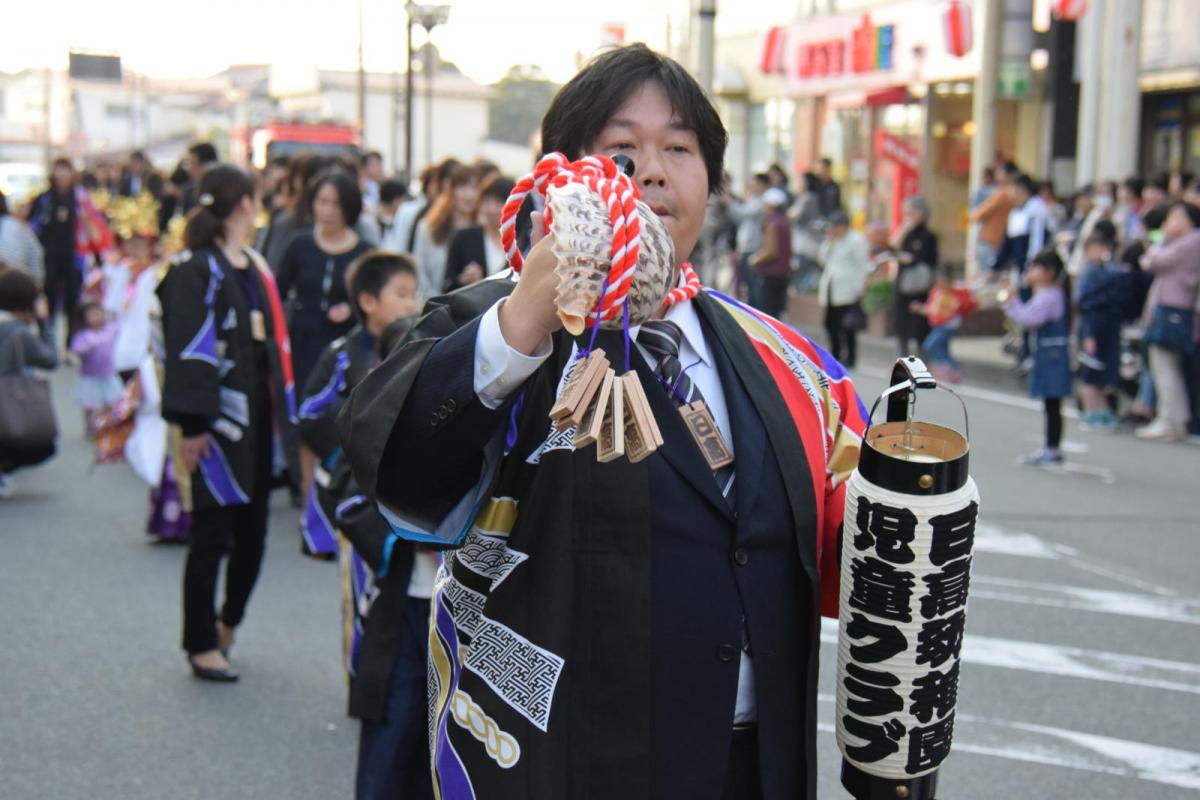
top-left (159, 247), bottom-right (296, 511)
top-left (338, 276), bottom-right (837, 800)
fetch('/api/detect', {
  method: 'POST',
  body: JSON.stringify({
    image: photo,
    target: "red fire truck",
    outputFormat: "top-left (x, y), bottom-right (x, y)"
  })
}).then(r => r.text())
top-left (230, 121), bottom-right (361, 170)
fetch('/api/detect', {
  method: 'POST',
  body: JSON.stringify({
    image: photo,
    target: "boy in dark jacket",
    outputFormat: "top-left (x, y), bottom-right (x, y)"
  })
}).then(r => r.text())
top-left (294, 251), bottom-right (431, 799)
top-left (1075, 232), bottom-right (1130, 430)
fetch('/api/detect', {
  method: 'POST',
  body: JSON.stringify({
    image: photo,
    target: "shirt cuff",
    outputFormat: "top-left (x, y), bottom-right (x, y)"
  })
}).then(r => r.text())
top-left (474, 298), bottom-right (553, 410)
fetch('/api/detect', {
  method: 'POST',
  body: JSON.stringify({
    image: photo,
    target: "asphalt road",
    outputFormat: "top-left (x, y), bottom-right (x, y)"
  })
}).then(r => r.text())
top-left (1, 351), bottom-right (1197, 799)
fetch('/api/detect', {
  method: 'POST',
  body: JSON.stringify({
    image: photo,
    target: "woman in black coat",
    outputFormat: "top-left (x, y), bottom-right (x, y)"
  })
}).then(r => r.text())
top-left (892, 196), bottom-right (939, 356)
top-left (277, 170), bottom-right (371, 393)
top-left (441, 174), bottom-right (515, 293)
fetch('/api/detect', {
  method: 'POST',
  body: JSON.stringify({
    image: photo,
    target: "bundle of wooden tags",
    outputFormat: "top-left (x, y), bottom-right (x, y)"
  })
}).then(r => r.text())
top-left (548, 348), bottom-right (664, 463)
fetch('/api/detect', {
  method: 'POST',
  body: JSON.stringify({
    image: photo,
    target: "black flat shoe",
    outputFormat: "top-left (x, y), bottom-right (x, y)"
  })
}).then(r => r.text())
top-left (189, 658), bottom-right (239, 683)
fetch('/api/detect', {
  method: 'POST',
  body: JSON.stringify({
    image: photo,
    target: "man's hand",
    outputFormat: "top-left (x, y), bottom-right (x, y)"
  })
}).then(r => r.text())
top-left (180, 434), bottom-right (211, 473)
top-left (459, 262), bottom-right (485, 285)
top-left (498, 211), bottom-right (562, 355)
top-left (327, 302), bottom-right (352, 324)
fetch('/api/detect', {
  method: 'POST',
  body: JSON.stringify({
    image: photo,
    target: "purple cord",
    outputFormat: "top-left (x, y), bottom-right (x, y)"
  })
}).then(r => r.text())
top-left (622, 301), bottom-right (632, 373)
top-left (577, 275), bottom-right (613, 361)
top-left (505, 393), bottom-right (525, 454)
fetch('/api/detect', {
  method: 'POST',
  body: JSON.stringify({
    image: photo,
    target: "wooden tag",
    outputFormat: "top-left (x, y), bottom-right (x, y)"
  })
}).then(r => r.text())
top-left (249, 309), bottom-right (267, 342)
top-left (627, 374), bottom-right (663, 450)
top-left (596, 376), bottom-right (625, 463)
top-left (573, 368), bottom-right (614, 448)
top-left (620, 373), bottom-right (657, 463)
top-left (549, 349), bottom-right (606, 423)
top-left (559, 354), bottom-right (609, 431)
top-left (679, 401), bottom-right (734, 470)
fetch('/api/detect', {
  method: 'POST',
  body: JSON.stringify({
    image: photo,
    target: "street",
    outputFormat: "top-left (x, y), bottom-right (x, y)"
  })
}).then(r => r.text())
top-left (2, 347), bottom-right (1198, 799)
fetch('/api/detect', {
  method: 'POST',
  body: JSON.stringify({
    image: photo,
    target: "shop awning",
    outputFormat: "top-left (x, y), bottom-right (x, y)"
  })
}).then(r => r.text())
top-left (865, 86), bottom-right (911, 106)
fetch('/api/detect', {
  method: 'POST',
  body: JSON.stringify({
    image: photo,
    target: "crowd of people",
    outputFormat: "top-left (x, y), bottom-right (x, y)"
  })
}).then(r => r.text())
top-left (0, 37), bottom-right (1198, 800)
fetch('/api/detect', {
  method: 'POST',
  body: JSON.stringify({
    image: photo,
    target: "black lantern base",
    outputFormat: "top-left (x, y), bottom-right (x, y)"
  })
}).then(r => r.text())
top-left (841, 760), bottom-right (938, 800)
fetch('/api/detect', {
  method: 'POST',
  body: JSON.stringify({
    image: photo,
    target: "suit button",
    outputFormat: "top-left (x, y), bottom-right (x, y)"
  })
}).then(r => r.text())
top-left (717, 643), bottom-right (738, 662)
top-left (733, 548), bottom-right (749, 567)
top-left (446, 398), bottom-right (457, 413)
top-left (429, 412), bottom-right (440, 427)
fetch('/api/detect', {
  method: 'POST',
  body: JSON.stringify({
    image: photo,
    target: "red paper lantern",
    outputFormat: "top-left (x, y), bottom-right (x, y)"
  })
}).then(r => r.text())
top-left (943, 0), bottom-right (973, 58)
top-left (1053, 0), bottom-right (1089, 21)
top-left (758, 26), bottom-right (786, 75)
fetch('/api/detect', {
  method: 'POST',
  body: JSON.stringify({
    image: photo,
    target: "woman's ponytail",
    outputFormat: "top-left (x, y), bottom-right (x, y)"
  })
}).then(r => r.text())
top-left (181, 163), bottom-right (256, 252)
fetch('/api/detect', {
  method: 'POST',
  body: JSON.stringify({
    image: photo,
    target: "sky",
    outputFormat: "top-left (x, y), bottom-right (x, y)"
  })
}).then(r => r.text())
top-left (1, 0), bottom-right (787, 86)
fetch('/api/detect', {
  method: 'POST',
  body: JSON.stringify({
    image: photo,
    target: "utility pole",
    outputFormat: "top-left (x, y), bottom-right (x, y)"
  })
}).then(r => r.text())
top-left (1074, 0), bottom-right (1104, 185)
top-left (357, 0), bottom-right (367, 140)
top-left (405, 11), bottom-right (414, 185)
top-left (1095, 0), bottom-right (1142, 179)
top-left (967, 0), bottom-right (1002, 278)
top-left (695, 0), bottom-right (716, 95)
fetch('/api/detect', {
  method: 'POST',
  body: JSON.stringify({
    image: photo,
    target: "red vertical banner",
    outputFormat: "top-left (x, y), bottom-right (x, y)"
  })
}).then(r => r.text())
top-left (875, 129), bottom-right (922, 230)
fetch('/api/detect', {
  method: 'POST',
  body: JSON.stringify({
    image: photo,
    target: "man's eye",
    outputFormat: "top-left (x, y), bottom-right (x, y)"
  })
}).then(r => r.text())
top-left (609, 143), bottom-right (634, 151)
top-left (669, 145), bottom-right (692, 154)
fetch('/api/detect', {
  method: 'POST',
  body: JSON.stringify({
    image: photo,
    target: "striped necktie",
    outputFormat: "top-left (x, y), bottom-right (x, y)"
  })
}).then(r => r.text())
top-left (638, 319), bottom-right (736, 507)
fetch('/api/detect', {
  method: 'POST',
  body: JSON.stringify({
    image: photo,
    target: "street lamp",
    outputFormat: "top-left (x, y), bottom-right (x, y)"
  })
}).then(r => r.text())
top-left (405, 2), bottom-right (451, 179)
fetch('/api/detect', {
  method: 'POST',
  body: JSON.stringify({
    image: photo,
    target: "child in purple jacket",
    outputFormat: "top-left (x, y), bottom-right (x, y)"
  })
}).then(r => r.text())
top-left (69, 301), bottom-right (122, 438)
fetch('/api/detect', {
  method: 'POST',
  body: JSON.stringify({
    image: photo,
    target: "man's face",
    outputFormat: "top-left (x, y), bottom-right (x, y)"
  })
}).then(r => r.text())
top-left (589, 81), bottom-right (709, 268)
top-left (187, 154), bottom-right (205, 183)
top-left (52, 165), bottom-right (74, 191)
top-left (365, 156), bottom-right (385, 183)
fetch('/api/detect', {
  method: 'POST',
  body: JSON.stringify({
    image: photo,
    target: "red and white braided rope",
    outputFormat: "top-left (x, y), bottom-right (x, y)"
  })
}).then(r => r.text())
top-left (500, 152), bottom-right (648, 327)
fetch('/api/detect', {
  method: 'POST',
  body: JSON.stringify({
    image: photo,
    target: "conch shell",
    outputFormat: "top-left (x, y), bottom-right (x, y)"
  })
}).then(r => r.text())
top-left (547, 182), bottom-right (676, 336)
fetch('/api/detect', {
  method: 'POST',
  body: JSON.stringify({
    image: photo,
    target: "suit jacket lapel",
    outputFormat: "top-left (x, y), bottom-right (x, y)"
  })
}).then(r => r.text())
top-left (693, 293), bottom-right (819, 575)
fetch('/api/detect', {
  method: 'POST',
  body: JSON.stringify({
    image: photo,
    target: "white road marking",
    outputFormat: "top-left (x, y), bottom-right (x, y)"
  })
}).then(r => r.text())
top-left (969, 575), bottom-right (1200, 625)
top-left (974, 523), bottom-right (1065, 559)
top-left (816, 698), bottom-right (1200, 790)
top-left (820, 618), bottom-right (1200, 693)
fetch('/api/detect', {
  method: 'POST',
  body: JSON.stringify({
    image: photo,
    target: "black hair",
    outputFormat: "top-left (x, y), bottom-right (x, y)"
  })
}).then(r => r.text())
top-left (801, 172), bottom-right (821, 194)
top-left (306, 170), bottom-right (363, 227)
top-left (76, 300), bottom-right (104, 327)
top-left (169, 163), bottom-right (190, 188)
top-left (1092, 219), bottom-right (1117, 244)
top-left (0, 190), bottom-right (7, 217)
top-left (1119, 240), bottom-right (1146, 270)
top-left (1168, 200), bottom-right (1200, 229)
top-left (540, 43), bottom-right (727, 195)
top-left (473, 159), bottom-right (500, 177)
top-left (130, 150), bottom-right (147, 162)
top-left (751, 172), bottom-right (770, 186)
top-left (1083, 231), bottom-right (1114, 250)
top-left (0, 266), bottom-right (39, 313)
top-left (183, 163), bottom-right (256, 252)
top-left (51, 157), bottom-right (73, 172)
top-left (144, 172), bottom-right (165, 198)
top-left (379, 179), bottom-right (407, 206)
top-left (377, 314), bottom-right (418, 361)
top-left (362, 150), bottom-right (383, 166)
top-left (1013, 174), bottom-right (1038, 197)
top-left (768, 163), bottom-right (789, 185)
top-left (188, 142), bottom-right (218, 165)
top-left (1122, 176), bottom-right (1144, 198)
top-left (1148, 173), bottom-right (1170, 193)
top-left (344, 250), bottom-right (417, 321)
top-left (998, 160), bottom-right (1019, 176)
top-left (480, 174), bottom-right (516, 205)
top-left (1030, 248), bottom-right (1071, 327)
top-left (818, 156), bottom-right (833, 169)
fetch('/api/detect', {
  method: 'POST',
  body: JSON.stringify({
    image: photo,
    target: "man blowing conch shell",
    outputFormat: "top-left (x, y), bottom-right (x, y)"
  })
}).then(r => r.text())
top-left (338, 43), bottom-right (868, 800)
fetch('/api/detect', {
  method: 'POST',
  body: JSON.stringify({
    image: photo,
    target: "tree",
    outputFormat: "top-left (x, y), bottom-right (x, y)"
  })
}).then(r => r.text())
top-left (487, 65), bottom-right (559, 147)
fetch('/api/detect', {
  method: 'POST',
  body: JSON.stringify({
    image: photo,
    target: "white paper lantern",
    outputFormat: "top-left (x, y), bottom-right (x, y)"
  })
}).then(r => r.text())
top-left (836, 358), bottom-right (979, 799)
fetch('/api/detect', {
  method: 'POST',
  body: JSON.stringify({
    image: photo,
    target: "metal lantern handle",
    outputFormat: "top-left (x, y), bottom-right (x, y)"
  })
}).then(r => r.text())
top-left (867, 356), bottom-right (970, 441)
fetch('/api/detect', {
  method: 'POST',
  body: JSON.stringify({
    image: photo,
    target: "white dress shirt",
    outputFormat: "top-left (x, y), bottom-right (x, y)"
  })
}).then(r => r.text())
top-left (471, 292), bottom-right (757, 724)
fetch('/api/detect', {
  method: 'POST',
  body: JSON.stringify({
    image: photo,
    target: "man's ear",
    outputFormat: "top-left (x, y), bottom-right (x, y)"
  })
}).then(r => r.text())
top-left (357, 291), bottom-right (376, 317)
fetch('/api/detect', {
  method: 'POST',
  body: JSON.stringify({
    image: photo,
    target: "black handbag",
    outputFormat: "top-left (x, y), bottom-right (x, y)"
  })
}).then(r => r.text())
top-left (841, 303), bottom-right (867, 333)
top-left (1145, 305), bottom-right (1195, 353)
top-left (0, 328), bottom-right (59, 448)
